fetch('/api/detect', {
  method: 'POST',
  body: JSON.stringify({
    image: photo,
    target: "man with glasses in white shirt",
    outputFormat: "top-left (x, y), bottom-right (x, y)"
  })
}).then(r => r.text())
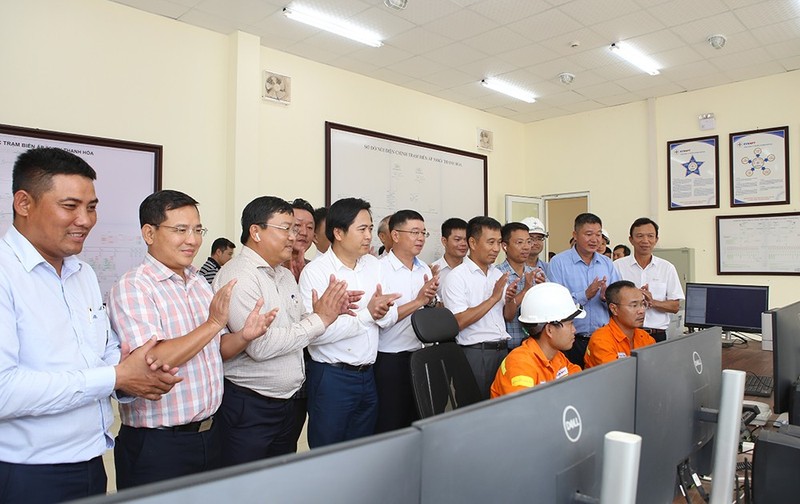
top-left (375, 210), bottom-right (438, 432)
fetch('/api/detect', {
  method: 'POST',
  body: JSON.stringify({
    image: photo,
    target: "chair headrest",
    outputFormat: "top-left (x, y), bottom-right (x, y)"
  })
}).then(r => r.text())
top-left (411, 307), bottom-right (459, 344)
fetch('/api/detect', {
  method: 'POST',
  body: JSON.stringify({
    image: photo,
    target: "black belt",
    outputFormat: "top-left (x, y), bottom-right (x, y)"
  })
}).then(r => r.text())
top-left (462, 340), bottom-right (508, 350)
top-left (643, 328), bottom-right (667, 336)
top-left (575, 333), bottom-right (591, 340)
top-left (225, 379), bottom-right (290, 403)
top-left (155, 417), bottom-right (214, 433)
top-left (326, 362), bottom-right (373, 372)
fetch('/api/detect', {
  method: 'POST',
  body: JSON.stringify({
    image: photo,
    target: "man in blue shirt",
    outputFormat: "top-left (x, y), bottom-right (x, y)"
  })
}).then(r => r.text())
top-left (548, 212), bottom-right (620, 368)
top-left (0, 147), bottom-right (180, 503)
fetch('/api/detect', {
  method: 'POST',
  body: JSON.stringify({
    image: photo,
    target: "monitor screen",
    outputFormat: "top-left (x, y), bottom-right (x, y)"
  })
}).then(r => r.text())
top-left (414, 358), bottom-right (637, 503)
top-left (632, 327), bottom-right (722, 503)
top-left (770, 300), bottom-right (800, 417)
top-left (684, 283), bottom-right (769, 333)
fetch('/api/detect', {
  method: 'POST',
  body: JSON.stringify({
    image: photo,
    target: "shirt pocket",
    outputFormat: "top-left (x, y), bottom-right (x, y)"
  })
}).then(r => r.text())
top-left (649, 281), bottom-right (667, 300)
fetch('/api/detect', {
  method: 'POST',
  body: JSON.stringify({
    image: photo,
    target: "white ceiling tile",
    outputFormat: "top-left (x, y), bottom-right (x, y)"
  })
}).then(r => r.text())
top-left (540, 90), bottom-right (589, 106)
top-left (750, 18), bottom-right (800, 45)
top-left (350, 6), bottom-right (417, 39)
top-left (670, 12), bottom-right (748, 44)
top-left (421, 68), bottom-right (477, 88)
top-left (648, 0), bottom-right (730, 28)
top-left (733, 0), bottom-right (800, 28)
top-left (402, 80), bottom-right (445, 95)
top-left (559, 100), bottom-right (606, 113)
top-left (689, 30), bottom-right (761, 59)
top-left (616, 73), bottom-right (671, 91)
top-left (348, 45), bottom-right (414, 68)
top-left (250, 10), bottom-right (318, 42)
top-left (559, 0), bottom-right (642, 25)
top-left (449, 82), bottom-right (494, 99)
top-left (724, 61), bottom-right (787, 82)
top-left (526, 58), bottom-right (588, 82)
top-left (369, 67), bottom-right (416, 86)
top-left (423, 8), bottom-right (499, 40)
top-left (178, 8), bottom-right (242, 33)
top-left (636, 82), bottom-right (686, 97)
top-left (708, 47), bottom-right (774, 70)
top-left (458, 57), bottom-right (519, 79)
top-left (484, 105), bottom-right (522, 118)
top-left (594, 93), bottom-right (642, 106)
top-left (113, 0), bottom-right (191, 19)
top-left (537, 27), bottom-right (610, 57)
top-left (386, 27), bottom-right (453, 53)
top-left (661, 60), bottom-right (726, 81)
top-left (389, 56), bottom-right (445, 78)
top-left (778, 55), bottom-right (800, 71)
top-left (462, 27), bottom-right (532, 55)
top-left (592, 61), bottom-right (647, 80)
top-left (511, 107), bottom-right (572, 122)
top-left (390, 0), bottom-right (462, 25)
top-left (652, 45), bottom-right (704, 67)
top-left (674, 72), bottom-right (732, 91)
top-left (574, 81), bottom-right (631, 99)
top-left (497, 44), bottom-right (562, 67)
top-left (591, 10), bottom-right (666, 41)
top-left (554, 70), bottom-right (608, 89)
top-left (425, 42), bottom-right (490, 67)
top-left (507, 8), bottom-right (584, 42)
top-left (764, 39), bottom-right (800, 60)
top-left (627, 29), bottom-right (686, 54)
top-left (565, 47), bottom-right (619, 70)
top-left (195, 0), bottom-right (283, 25)
top-left (468, 0), bottom-right (552, 25)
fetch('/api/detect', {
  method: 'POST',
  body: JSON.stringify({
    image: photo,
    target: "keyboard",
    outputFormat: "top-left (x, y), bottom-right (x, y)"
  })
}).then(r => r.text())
top-left (745, 374), bottom-right (774, 397)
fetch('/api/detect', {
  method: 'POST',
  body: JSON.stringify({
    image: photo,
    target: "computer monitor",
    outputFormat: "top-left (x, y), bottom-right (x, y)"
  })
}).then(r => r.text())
top-left (684, 282), bottom-right (769, 334)
top-left (80, 428), bottom-right (421, 504)
top-left (752, 429), bottom-right (800, 502)
top-left (414, 358), bottom-right (637, 503)
top-left (632, 327), bottom-right (722, 503)
top-left (768, 300), bottom-right (800, 423)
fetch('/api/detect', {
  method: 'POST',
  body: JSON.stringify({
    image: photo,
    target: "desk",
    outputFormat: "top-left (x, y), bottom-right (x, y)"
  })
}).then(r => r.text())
top-left (722, 341), bottom-right (774, 408)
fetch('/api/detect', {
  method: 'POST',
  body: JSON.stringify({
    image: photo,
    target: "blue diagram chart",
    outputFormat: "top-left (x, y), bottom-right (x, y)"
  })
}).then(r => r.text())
top-left (730, 127), bottom-right (789, 206)
top-left (0, 126), bottom-right (159, 301)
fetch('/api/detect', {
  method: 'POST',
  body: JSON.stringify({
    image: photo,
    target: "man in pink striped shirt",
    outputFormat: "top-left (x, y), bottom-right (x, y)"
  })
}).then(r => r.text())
top-left (109, 190), bottom-right (274, 489)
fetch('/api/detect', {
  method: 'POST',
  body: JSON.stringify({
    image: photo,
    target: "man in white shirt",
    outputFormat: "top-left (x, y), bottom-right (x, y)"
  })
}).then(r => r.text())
top-left (298, 198), bottom-right (400, 448)
top-left (376, 210), bottom-right (438, 433)
top-left (430, 217), bottom-right (468, 297)
top-left (614, 217), bottom-right (684, 342)
top-left (441, 216), bottom-right (516, 399)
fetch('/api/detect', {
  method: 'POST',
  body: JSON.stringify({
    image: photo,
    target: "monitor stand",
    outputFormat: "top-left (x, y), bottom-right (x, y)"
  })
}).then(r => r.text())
top-left (721, 331), bottom-right (734, 348)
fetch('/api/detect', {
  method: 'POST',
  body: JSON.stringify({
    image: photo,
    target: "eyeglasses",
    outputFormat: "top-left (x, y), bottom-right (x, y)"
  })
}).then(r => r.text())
top-left (395, 229), bottom-right (430, 239)
top-left (529, 236), bottom-right (545, 243)
top-left (263, 223), bottom-right (301, 236)
top-left (156, 224), bottom-right (208, 237)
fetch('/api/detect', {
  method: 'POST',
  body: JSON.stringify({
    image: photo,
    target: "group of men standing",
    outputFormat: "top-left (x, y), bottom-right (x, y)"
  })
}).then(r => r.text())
top-left (0, 146), bottom-right (685, 502)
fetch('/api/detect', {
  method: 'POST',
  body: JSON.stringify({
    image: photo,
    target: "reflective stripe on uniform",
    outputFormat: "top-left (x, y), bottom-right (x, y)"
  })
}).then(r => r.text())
top-left (510, 375), bottom-right (534, 388)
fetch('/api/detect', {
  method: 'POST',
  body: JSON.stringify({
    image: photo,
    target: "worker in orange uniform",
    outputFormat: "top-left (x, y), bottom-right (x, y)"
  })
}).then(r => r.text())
top-left (490, 282), bottom-right (584, 398)
top-left (584, 280), bottom-right (656, 368)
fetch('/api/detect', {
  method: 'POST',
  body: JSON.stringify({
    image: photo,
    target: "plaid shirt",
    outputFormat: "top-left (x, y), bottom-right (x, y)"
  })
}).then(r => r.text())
top-left (109, 254), bottom-right (224, 428)
top-left (496, 260), bottom-right (534, 349)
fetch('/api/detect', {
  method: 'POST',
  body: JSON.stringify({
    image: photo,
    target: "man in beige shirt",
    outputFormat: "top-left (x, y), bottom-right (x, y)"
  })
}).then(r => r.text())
top-left (213, 196), bottom-right (354, 466)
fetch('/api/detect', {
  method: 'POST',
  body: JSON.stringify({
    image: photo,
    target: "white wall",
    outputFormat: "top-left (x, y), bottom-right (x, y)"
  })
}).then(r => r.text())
top-left (526, 71), bottom-right (800, 307)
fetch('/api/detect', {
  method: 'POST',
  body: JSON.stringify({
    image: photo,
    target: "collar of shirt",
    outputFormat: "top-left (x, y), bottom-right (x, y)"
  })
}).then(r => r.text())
top-left (325, 247), bottom-right (369, 273)
top-left (205, 256), bottom-right (220, 268)
top-left (238, 245), bottom-right (283, 279)
top-left (525, 337), bottom-right (556, 371)
top-left (143, 253), bottom-right (201, 284)
top-left (497, 259), bottom-right (532, 279)
top-left (567, 246), bottom-right (601, 266)
top-left (606, 317), bottom-right (649, 344)
top-left (5, 225), bottom-right (81, 278)
top-left (385, 250), bottom-right (424, 272)
top-left (463, 255), bottom-right (495, 276)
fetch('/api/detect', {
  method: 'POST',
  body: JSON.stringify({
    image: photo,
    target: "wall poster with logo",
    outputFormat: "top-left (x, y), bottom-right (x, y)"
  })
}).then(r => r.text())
top-left (729, 126), bottom-right (789, 207)
top-left (667, 135), bottom-right (719, 210)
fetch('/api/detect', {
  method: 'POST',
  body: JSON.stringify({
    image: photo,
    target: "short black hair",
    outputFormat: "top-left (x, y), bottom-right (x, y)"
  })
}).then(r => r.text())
top-left (574, 212), bottom-right (602, 230)
top-left (12, 147), bottom-right (96, 207)
top-left (629, 217), bottom-right (659, 238)
top-left (240, 196), bottom-right (293, 244)
top-left (211, 237), bottom-right (235, 254)
top-left (290, 198), bottom-right (314, 216)
top-left (139, 190), bottom-right (199, 228)
top-left (605, 280), bottom-right (637, 307)
top-left (613, 244), bottom-right (631, 256)
top-left (389, 209), bottom-right (424, 231)
top-left (313, 207), bottom-right (328, 230)
top-left (467, 216), bottom-right (501, 241)
top-left (326, 197), bottom-right (371, 243)
top-left (441, 217), bottom-right (467, 239)
top-left (501, 222), bottom-right (529, 243)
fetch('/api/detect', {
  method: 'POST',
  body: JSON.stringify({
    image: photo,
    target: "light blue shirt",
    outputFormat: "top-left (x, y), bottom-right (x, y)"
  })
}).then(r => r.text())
top-left (0, 226), bottom-right (119, 464)
top-left (548, 247), bottom-right (620, 335)
top-left (496, 260), bottom-right (534, 349)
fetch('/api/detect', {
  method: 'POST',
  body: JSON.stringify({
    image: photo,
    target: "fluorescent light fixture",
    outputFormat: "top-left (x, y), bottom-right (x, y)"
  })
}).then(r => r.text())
top-left (480, 78), bottom-right (536, 103)
top-left (609, 42), bottom-right (660, 75)
top-left (283, 5), bottom-right (383, 47)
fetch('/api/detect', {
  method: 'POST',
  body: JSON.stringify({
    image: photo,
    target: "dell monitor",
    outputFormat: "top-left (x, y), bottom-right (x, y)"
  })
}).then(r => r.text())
top-left (632, 327), bottom-right (722, 503)
top-left (414, 357), bottom-right (637, 503)
top-left (768, 300), bottom-right (800, 424)
top-left (684, 283), bottom-right (769, 338)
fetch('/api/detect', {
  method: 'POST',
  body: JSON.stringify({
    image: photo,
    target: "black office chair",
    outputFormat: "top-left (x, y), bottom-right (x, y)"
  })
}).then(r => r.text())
top-left (410, 307), bottom-right (482, 419)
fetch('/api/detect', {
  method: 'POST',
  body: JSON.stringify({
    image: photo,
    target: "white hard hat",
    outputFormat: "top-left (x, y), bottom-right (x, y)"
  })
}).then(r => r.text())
top-left (601, 228), bottom-right (610, 243)
top-left (521, 217), bottom-right (548, 237)
top-left (518, 283), bottom-right (586, 324)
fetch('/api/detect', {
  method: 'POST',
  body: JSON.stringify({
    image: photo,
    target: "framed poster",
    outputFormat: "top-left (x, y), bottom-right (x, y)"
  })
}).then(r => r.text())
top-left (729, 126), bottom-right (789, 207)
top-left (326, 122), bottom-right (487, 264)
top-left (0, 124), bottom-right (162, 300)
top-left (667, 135), bottom-right (719, 210)
top-left (716, 212), bottom-right (800, 275)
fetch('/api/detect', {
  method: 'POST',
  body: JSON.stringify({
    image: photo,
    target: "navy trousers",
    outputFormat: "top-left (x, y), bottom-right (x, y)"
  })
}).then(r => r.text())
top-left (217, 380), bottom-right (296, 467)
top-left (306, 360), bottom-right (378, 448)
top-left (0, 456), bottom-right (106, 503)
top-left (374, 351), bottom-right (419, 433)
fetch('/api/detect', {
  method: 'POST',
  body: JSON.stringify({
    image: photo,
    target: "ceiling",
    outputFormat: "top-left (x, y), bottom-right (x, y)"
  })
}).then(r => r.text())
top-left (111, 0), bottom-right (800, 123)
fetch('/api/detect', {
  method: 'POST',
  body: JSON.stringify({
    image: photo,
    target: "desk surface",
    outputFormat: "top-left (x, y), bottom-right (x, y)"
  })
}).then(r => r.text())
top-left (722, 341), bottom-right (774, 408)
